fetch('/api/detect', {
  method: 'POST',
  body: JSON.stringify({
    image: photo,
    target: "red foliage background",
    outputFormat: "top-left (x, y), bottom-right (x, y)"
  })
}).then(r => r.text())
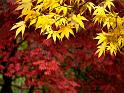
top-left (0, 0), bottom-right (124, 93)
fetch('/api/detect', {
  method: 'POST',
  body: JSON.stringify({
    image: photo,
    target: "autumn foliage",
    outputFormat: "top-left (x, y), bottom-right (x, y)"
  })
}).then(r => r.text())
top-left (0, 0), bottom-right (124, 93)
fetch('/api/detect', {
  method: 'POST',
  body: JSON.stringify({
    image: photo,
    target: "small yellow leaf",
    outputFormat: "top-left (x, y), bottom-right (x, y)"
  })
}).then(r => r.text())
top-left (58, 26), bottom-right (74, 40)
top-left (96, 41), bottom-right (107, 57)
top-left (95, 32), bottom-right (107, 45)
top-left (95, 32), bottom-right (108, 57)
top-left (11, 21), bottom-right (26, 37)
top-left (86, 2), bottom-right (95, 13)
top-left (29, 18), bottom-right (37, 26)
top-left (46, 31), bottom-right (60, 42)
top-left (103, 17), bottom-right (111, 29)
top-left (16, 0), bottom-right (32, 15)
top-left (72, 14), bottom-right (87, 29)
top-left (57, 5), bottom-right (68, 15)
top-left (33, 4), bottom-right (43, 12)
top-left (107, 42), bottom-right (118, 55)
top-left (60, 0), bottom-right (63, 4)
top-left (104, 0), bottom-right (114, 10)
top-left (53, 32), bottom-right (60, 42)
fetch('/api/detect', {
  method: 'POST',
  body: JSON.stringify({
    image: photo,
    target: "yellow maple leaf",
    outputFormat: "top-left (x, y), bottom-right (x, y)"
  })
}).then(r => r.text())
top-left (57, 5), bottom-right (68, 16)
top-left (95, 32), bottom-right (108, 57)
top-left (47, 31), bottom-right (60, 42)
top-left (107, 42), bottom-right (118, 55)
top-left (118, 36), bottom-right (124, 47)
top-left (104, 0), bottom-right (114, 10)
top-left (58, 26), bottom-right (74, 40)
top-left (24, 10), bottom-right (40, 22)
top-left (72, 14), bottom-right (87, 29)
top-left (95, 32), bottom-right (107, 45)
top-left (93, 6), bottom-right (107, 16)
top-left (93, 6), bottom-right (107, 24)
top-left (11, 21), bottom-right (26, 38)
top-left (96, 41), bottom-right (107, 57)
top-left (86, 2), bottom-right (95, 13)
top-left (16, 0), bottom-right (32, 15)
top-left (41, 0), bottom-right (57, 10)
top-left (29, 18), bottom-right (37, 26)
top-left (103, 17), bottom-right (111, 29)
top-left (55, 17), bottom-right (68, 27)
top-left (35, 15), bottom-right (55, 33)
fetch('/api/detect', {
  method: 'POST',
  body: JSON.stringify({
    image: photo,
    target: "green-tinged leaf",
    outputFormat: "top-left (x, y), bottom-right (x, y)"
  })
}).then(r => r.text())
top-left (18, 41), bottom-right (28, 50)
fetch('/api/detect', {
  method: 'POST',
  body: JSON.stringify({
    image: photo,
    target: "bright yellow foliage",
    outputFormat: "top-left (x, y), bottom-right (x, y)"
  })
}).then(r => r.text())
top-left (93, 0), bottom-right (124, 57)
top-left (12, 0), bottom-right (91, 41)
top-left (11, 0), bottom-right (124, 57)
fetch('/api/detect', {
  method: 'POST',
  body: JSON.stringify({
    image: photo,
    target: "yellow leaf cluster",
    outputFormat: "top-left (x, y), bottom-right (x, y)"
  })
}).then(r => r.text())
top-left (91, 0), bottom-right (124, 57)
top-left (11, 0), bottom-right (90, 41)
top-left (94, 0), bottom-right (124, 57)
top-left (11, 0), bottom-right (124, 57)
